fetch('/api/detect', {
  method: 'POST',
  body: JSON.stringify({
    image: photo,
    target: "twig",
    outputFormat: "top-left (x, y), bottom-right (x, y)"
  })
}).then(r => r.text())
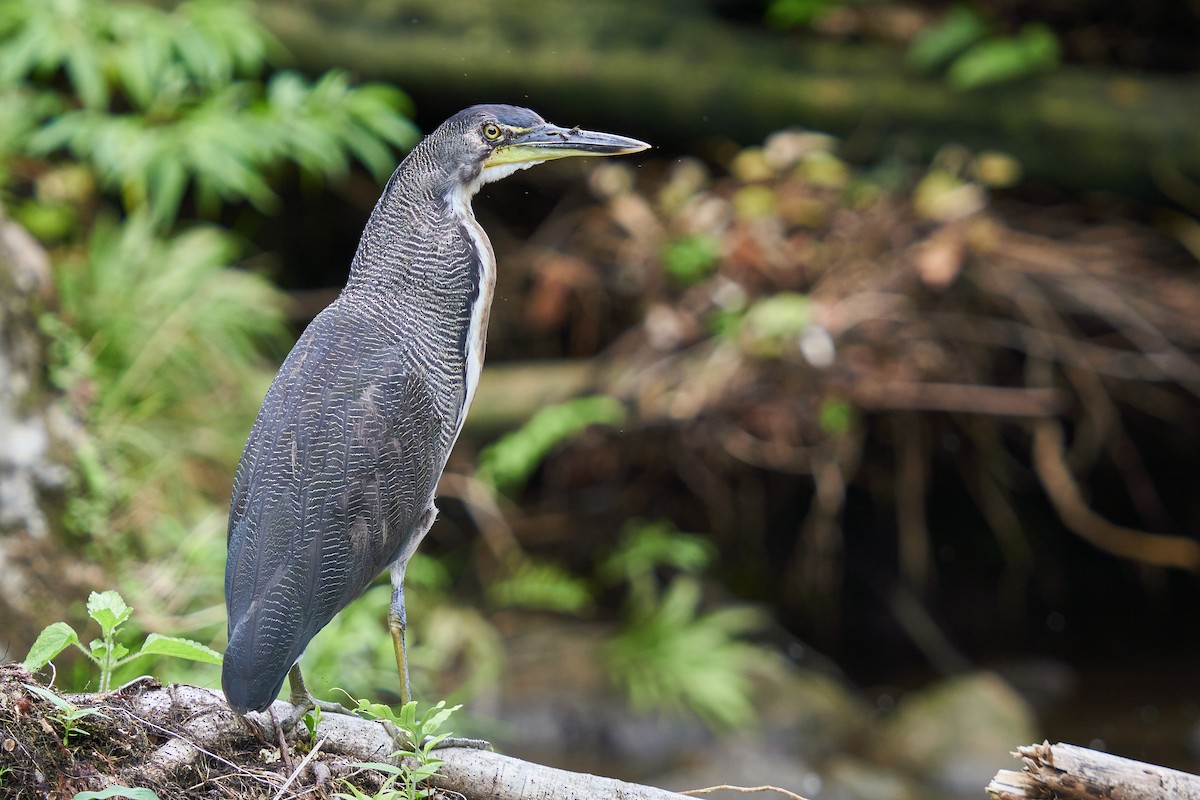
top-left (438, 472), bottom-right (523, 566)
top-left (852, 382), bottom-right (1066, 417)
top-left (988, 741), bottom-right (1200, 800)
top-left (272, 736), bottom-right (327, 800)
top-left (1032, 419), bottom-right (1200, 571)
top-left (680, 784), bottom-right (809, 800)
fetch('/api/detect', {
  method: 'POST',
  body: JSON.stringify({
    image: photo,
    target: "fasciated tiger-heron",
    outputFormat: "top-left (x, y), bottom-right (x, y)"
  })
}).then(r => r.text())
top-left (222, 105), bottom-right (649, 715)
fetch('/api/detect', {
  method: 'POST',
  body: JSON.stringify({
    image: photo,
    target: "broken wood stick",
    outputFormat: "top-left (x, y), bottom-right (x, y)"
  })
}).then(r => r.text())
top-left (987, 741), bottom-right (1200, 800)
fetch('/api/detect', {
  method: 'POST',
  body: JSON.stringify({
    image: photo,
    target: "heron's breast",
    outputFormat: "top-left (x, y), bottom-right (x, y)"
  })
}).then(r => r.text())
top-left (457, 215), bottom-right (497, 429)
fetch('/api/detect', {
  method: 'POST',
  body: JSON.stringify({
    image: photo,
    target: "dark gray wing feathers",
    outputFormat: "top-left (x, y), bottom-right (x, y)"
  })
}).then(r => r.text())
top-left (223, 306), bottom-right (442, 712)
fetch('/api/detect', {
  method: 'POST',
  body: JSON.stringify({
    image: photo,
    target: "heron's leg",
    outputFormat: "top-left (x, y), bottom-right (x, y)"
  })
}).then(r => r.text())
top-left (287, 663), bottom-right (352, 713)
top-left (388, 566), bottom-right (412, 706)
top-left (388, 504), bottom-right (439, 706)
top-left (383, 506), bottom-right (490, 752)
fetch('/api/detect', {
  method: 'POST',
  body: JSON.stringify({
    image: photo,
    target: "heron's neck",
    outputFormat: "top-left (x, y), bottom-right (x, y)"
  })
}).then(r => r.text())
top-left (344, 153), bottom-right (468, 295)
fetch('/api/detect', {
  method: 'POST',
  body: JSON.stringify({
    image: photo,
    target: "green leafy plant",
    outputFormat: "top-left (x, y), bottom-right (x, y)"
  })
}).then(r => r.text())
top-left (738, 292), bottom-right (813, 357)
top-left (48, 214), bottom-right (286, 537)
top-left (0, 0), bottom-right (417, 227)
top-left (487, 558), bottom-right (594, 614)
top-left (303, 705), bottom-right (324, 741)
top-left (908, 6), bottom-right (1061, 89)
top-left (601, 520), bottom-right (766, 728)
top-left (818, 397), bottom-right (856, 436)
top-left (661, 233), bottom-right (722, 286)
top-left (477, 396), bottom-right (626, 493)
top-left (765, 0), bottom-right (847, 29)
top-left (21, 683), bottom-right (106, 745)
top-left (23, 590), bottom-right (221, 692)
top-left (334, 699), bottom-right (461, 800)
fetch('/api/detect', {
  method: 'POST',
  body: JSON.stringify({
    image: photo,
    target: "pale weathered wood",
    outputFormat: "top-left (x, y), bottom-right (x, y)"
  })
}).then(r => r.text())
top-left (54, 675), bottom-right (694, 800)
top-left (987, 742), bottom-right (1200, 800)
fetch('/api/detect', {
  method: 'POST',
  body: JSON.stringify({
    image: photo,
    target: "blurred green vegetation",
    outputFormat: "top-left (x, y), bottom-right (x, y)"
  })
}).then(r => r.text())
top-left (768, 0), bottom-right (1062, 88)
top-left (1, 0), bottom-right (417, 688)
top-left (907, 6), bottom-right (1061, 89)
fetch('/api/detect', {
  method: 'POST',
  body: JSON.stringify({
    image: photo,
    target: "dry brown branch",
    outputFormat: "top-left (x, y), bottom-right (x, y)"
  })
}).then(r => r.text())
top-left (1032, 420), bottom-right (1200, 571)
top-left (895, 416), bottom-right (931, 590)
top-left (851, 382), bottom-right (1067, 417)
top-left (987, 741), bottom-right (1200, 800)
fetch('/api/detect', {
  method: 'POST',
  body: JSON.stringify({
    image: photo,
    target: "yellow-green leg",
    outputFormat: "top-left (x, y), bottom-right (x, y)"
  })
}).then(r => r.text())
top-left (388, 575), bottom-right (412, 707)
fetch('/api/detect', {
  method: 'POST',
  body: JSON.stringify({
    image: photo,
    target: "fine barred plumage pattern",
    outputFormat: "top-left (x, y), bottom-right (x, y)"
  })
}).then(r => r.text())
top-left (223, 105), bottom-right (648, 714)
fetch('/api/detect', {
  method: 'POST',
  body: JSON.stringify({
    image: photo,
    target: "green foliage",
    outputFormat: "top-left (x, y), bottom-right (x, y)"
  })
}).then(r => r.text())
top-left (661, 233), bottom-right (721, 286)
top-left (21, 683), bottom-right (107, 745)
top-left (46, 214), bottom-right (286, 537)
top-left (946, 24), bottom-right (1060, 89)
top-left (601, 520), bottom-right (765, 728)
top-left (73, 788), bottom-right (162, 800)
top-left (818, 398), bottom-right (856, 435)
top-left (909, 6), bottom-right (1061, 89)
top-left (0, 0), bottom-right (417, 227)
top-left (487, 558), bottom-right (594, 614)
top-left (605, 578), bottom-right (764, 729)
top-left (907, 5), bottom-right (990, 73)
top-left (739, 291), bottom-right (813, 357)
top-left (303, 706), bottom-right (323, 741)
top-left (477, 396), bottom-right (626, 493)
top-left (599, 519), bottom-right (714, 595)
top-left (335, 699), bottom-right (461, 800)
top-left (0, 0), bottom-right (422, 700)
top-left (765, 0), bottom-right (846, 29)
top-left (24, 590), bottom-right (221, 693)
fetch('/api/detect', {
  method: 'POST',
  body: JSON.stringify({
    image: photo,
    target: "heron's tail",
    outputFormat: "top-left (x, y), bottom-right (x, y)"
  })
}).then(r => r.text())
top-left (222, 614), bottom-right (293, 714)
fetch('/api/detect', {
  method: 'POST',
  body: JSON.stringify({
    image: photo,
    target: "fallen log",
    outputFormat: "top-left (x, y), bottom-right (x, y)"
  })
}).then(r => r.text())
top-left (0, 666), bottom-right (694, 800)
top-left (253, 0), bottom-right (1200, 200)
top-left (987, 741), bottom-right (1200, 800)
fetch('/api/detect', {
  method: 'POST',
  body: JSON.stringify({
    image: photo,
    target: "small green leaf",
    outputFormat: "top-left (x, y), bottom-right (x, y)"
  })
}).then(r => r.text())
top-left (419, 701), bottom-right (461, 736)
top-left (87, 590), bottom-right (133, 639)
top-left (477, 396), bottom-right (626, 493)
top-left (23, 622), bottom-right (80, 671)
top-left (89, 639), bottom-right (130, 661)
top-left (345, 761), bottom-right (403, 776)
top-left (908, 5), bottom-right (990, 73)
top-left (662, 233), bottom-right (721, 286)
top-left (947, 24), bottom-right (1061, 89)
top-left (765, 0), bottom-right (841, 29)
top-left (818, 398), bottom-right (856, 436)
top-left (23, 683), bottom-right (76, 711)
top-left (488, 559), bottom-right (594, 614)
top-left (137, 633), bottom-right (223, 665)
top-left (74, 787), bottom-right (163, 800)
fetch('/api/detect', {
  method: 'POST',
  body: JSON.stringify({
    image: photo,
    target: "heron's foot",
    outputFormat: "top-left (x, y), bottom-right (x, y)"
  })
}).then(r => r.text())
top-left (282, 691), bottom-right (356, 738)
top-left (430, 735), bottom-right (493, 752)
top-left (377, 722), bottom-right (493, 755)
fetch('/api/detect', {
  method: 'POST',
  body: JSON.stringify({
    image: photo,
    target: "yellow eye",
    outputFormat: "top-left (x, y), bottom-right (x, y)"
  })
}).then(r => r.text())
top-left (482, 123), bottom-right (502, 140)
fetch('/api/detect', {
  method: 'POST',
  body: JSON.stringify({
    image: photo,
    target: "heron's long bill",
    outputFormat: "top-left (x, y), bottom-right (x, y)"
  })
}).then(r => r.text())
top-left (484, 124), bottom-right (650, 167)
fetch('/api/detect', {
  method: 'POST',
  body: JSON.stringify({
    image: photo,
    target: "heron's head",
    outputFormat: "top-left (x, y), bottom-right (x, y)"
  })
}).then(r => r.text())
top-left (432, 104), bottom-right (649, 193)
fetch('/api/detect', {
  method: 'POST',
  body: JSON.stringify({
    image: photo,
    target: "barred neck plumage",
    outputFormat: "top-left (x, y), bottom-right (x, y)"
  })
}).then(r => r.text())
top-left (337, 132), bottom-right (497, 445)
top-left (344, 139), bottom-right (468, 296)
